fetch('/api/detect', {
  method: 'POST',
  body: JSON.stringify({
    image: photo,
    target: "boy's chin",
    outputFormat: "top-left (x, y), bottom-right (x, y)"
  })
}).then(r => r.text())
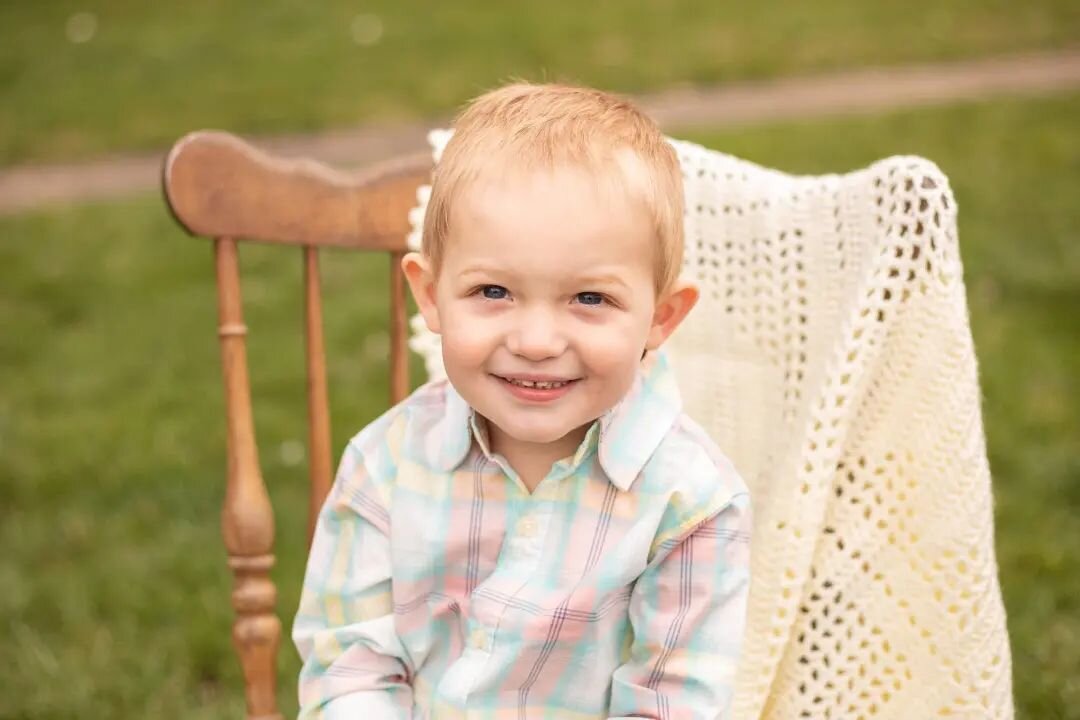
top-left (497, 424), bottom-right (568, 445)
top-left (490, 417), bottom-right (586, 447)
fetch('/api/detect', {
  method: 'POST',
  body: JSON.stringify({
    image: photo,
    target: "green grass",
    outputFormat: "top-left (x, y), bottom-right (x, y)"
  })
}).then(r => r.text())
top-left (1, 0), bottom-right (1078, 164)
top-left (2, 93), bottom-right (1078, 718)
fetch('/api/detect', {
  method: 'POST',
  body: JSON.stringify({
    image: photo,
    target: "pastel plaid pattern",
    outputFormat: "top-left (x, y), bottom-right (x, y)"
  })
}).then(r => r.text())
top-left (293, 353), bottom-right (752, 719)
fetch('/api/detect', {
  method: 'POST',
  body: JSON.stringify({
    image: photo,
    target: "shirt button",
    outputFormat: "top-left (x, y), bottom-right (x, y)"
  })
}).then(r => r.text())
top-left (469, 628), bottom-right (488, 651)
top-left (517, 516), bottom-right (538, 537)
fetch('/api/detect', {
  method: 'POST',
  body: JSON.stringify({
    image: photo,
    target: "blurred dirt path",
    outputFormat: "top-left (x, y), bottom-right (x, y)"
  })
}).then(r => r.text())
top-left (2, 48), bottom-right (1078, 215)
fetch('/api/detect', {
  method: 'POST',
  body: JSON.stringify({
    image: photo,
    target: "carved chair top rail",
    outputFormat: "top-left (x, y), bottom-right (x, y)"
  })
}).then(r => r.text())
top-left (163, 130), bottom-right (433, 251)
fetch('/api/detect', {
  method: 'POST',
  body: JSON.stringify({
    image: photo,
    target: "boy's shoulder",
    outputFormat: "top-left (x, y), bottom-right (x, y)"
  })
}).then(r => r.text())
top-left (634, 409), bottom-right (751, 536)
top-left (342, 378), bottom-right (458, 469)
top-left (649, 410), bottom-right (746, 489)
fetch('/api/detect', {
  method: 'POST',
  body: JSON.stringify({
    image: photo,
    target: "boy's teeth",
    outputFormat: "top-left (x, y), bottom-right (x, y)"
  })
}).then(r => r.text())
top-left (508, 378), bottom-right (568, 389)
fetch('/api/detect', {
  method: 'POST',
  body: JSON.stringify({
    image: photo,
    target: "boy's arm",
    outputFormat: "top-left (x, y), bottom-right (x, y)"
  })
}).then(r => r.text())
top-left (608, 492), bottom-right (752, 720)
top-left (292, 437), bottom-right (413, 719)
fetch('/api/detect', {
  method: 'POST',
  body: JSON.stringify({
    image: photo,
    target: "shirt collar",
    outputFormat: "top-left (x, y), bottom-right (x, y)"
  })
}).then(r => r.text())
top-left (433, 351), bottom-right (683, 490)
top-left (435, 383), bottom-right (478, 469)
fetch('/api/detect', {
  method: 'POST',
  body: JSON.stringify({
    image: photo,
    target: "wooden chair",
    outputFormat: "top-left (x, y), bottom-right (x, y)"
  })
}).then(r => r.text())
top-left (163, 131), bottom-right (432, 720)
top-left (164, 130), bottom-right (1012, 719)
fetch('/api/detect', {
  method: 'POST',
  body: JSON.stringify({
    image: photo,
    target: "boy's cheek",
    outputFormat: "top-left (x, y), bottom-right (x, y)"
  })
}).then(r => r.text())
top-left (439, 323), bottom-right (498, 372)
top-left (577, 322), bottom-right (650, 362)
top-left (440, 310), bottom-right (497, 347)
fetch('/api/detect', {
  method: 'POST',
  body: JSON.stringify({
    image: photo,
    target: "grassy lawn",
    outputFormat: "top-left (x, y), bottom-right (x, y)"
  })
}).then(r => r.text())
top-left (1, 0), bottom-right (1078, 164)
top-left (2, 92), bottom-right (1078, 718)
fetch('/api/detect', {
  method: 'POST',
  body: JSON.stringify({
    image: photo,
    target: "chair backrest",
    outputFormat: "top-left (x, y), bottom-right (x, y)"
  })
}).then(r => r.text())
top-left (163, 131), bottom-right (432, 720)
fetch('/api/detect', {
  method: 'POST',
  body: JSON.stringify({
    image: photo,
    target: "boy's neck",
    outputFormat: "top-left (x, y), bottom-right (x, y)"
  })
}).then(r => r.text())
top-left (485, 420), bottom-right (591, 493)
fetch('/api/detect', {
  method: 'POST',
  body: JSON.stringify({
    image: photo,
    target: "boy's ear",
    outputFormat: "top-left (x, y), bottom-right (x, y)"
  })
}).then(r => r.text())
top-left (645, 280), bottom-right (699, 350)
top-left (401, 252), bottom-right (441, 334)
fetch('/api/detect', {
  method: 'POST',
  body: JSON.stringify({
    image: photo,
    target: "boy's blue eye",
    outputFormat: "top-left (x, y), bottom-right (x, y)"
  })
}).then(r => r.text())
top-left (576, 292), bottom-right (605, 306)
top-left (480, 285), bottom-right (508, 300)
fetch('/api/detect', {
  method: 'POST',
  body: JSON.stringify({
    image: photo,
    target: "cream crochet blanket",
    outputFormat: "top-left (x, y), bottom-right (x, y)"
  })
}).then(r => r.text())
top-left (406, 131), bottom-right (1014, 719)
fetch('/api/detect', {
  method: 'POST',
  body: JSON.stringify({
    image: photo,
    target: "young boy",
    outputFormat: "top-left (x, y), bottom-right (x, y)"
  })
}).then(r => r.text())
top-left (293, 83), bottom-right (751, 719)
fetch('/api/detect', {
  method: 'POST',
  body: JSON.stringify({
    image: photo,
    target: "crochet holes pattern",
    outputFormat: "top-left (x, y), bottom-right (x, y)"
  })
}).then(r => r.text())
top-left (678, 150), bottom-right (812, 422)
top-left (792, 455), bottom-right (917, 719)
top-left (778, 225), bottom-right (809, 415)
top-left (781, 162), bottom-right (1000, 719)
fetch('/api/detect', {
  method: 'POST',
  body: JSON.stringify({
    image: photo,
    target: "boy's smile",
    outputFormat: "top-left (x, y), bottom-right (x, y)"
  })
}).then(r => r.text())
top-left (492, 373), bottom-right (580, 402)
top-left (404, 161), bottom-right (698, 484)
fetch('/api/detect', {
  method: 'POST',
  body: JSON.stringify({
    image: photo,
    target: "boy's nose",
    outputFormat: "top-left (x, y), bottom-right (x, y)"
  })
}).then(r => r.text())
top-left (506, 308), bottom-right (567, 361)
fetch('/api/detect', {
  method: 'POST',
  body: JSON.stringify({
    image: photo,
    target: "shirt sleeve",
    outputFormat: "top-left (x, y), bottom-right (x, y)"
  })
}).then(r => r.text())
top-left (292, 433), bottom-right (414, 719)
top-left (608, 491), bottom-right (752, 720)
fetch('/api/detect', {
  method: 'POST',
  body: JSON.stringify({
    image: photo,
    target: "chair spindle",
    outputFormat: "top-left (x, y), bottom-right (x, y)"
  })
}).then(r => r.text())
top-left (303, 246), bottom-right (333, 545)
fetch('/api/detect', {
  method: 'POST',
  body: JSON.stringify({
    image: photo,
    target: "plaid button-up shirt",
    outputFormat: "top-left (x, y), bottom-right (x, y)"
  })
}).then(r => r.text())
top-left (293, 353), bottom-right (752, 719)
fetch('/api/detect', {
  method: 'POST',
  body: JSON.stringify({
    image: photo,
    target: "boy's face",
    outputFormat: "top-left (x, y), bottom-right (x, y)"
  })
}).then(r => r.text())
top-left (404, 164), bottom-right (697, 453)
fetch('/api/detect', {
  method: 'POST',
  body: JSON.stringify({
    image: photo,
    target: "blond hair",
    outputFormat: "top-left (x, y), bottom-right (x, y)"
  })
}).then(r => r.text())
top-left (421, 82), bottom-right (684, 294)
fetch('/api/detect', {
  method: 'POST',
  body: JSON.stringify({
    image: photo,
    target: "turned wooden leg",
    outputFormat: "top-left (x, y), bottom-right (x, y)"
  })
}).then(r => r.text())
top-left (215, 237), bottom-right (283, 720)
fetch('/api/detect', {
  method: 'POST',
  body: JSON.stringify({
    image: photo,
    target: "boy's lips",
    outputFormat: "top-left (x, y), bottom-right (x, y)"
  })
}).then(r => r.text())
top-left (491, 373), bottom-right (580, 402)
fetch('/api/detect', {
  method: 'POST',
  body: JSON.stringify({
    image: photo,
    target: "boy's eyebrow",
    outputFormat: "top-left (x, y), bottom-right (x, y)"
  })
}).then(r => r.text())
top-left (458, 264), bottom-right (511, 280)
top-left (572, 272), bottom-right (631, 291)
top-left (565, 267), bottom-right (630, 293)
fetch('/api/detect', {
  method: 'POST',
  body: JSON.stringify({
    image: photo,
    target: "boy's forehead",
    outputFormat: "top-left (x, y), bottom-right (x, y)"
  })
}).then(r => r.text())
top-left (441, 173), bottom-right (657, 283)
top-left (459, 176), bottom-right (641, 241)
